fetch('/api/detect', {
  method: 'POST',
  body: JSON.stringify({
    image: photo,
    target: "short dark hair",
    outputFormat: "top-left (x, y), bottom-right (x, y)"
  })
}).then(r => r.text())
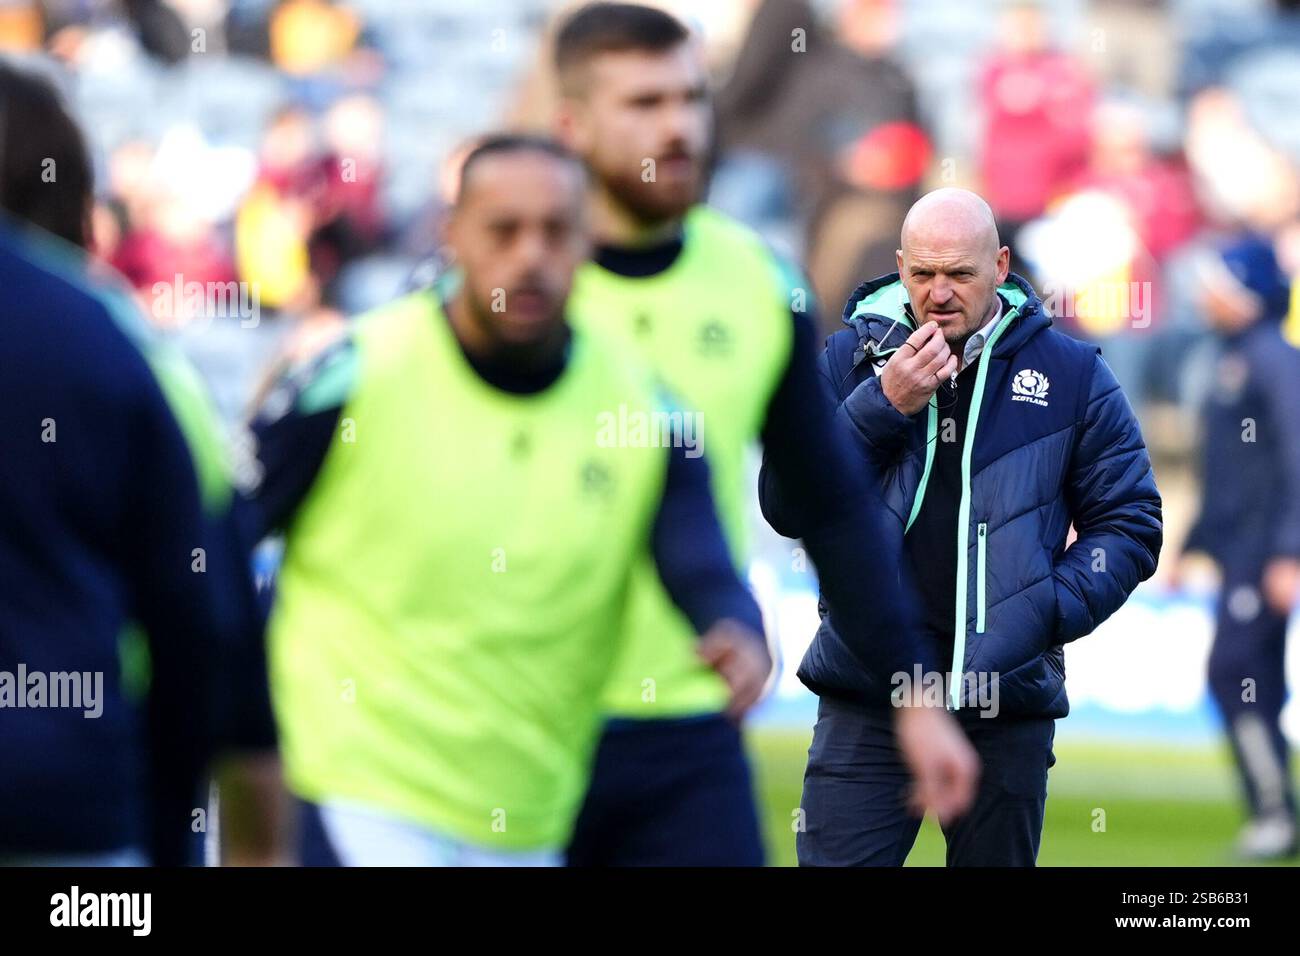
top-left (456, 133), bottom-right (585, 204)
top-left (0, 60), bottom-right (93, 248)
top-left (553, 2), bottom-right (690, 95)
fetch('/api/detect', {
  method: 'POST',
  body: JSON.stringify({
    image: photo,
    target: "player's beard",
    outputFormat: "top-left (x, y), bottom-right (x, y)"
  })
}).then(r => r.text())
top-left (600, 157), bottom-right (699, 226)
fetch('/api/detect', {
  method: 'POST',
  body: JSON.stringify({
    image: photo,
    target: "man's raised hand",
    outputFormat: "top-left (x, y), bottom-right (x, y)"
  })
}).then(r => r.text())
top-left (879, 321), bottom-right (957, 416)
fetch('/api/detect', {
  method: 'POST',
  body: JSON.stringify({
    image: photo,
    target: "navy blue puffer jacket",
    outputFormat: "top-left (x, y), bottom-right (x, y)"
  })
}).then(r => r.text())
top-left (762, 273), bottom-right (1163, 718)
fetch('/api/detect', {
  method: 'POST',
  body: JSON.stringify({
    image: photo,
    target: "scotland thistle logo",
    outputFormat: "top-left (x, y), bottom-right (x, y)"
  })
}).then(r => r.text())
top-left (1011, 368), bottom-right (1050, 407)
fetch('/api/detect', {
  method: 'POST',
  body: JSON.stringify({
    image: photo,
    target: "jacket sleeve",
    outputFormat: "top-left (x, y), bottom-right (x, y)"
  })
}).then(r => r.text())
top-left (839, 367), bottom-right (916, 467)
top-left (1053, 352), bottom-right (1163, 644)
top-left (1180, 501), bottom-right (1211, 558)
top-left (125, 354), bottom-right (268, 865)
top-left (125, 392), bottom-right (224, 866)
top-left (650, 441), bottom-right (766, 638)
top-left (1258, 338), bottom-right (1300, 558)
top-left (759, 332), bottom-right (912, 534)
top-left (244, 336), bottom-right (354, 540)
top-left (757, 314), bottom-right (937, 683)
top-left (758, 344), bottom-right (840, 537)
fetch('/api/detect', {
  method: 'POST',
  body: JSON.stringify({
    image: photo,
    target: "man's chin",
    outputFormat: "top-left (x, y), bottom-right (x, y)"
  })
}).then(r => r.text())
top-left (927, 312), bottom-right (965, 337)
top-left (498, 326), bottom-right (558, 350)
top-left (614, 180), bottom-right (697, 224)
top-left (495, 315), bottom-right (566, 351)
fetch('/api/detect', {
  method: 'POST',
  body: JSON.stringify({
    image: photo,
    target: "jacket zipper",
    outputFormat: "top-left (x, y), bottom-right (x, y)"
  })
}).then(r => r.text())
top-left (905, 400), bottom-right (938, 533)
top-left (976, 522), bottom-right (988, 634)
top-left (948, 309), bottom-right (1016, 710)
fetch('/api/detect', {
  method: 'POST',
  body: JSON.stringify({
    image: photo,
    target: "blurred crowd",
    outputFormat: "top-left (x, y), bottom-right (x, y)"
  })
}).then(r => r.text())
top-left (2, 0), bottom-right (1298, 530)
top-left (704, 0), bottom-right (1300, 426)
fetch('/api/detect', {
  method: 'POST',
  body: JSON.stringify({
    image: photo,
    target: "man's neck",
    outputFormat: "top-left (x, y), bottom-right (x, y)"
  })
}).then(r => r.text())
top-left (444, 292), bottom-right (495, 360)
top-left (589, 183), bottom-right (682, 249)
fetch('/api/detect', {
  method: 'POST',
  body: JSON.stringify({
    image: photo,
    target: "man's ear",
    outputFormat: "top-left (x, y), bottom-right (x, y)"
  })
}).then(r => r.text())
top-left (895, 248), bottom-right (905, 275)
top-left (553, 98), bottom-right (581, 151)
top-left (996, 245), bottom-right (1011, 283)
top-left (440, 210), bottom-right (459, 262)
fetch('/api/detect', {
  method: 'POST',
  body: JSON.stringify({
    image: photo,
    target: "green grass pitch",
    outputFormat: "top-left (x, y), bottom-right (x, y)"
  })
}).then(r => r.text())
top-left (747, 728), bottom-right (1300, 866)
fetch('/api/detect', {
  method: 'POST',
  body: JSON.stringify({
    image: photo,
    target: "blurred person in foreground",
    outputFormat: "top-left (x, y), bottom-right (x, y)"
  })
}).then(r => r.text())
top-left (241, 135), bottom-right (772, 866)
top-left (1176, 233), bottom-right (1300, 860)
top-left (552, 2), bottom-right (975, 866)
top-left (763, 188), bottom-right (1163, 865)
top-left (0, 60), bottom-right (264, 865)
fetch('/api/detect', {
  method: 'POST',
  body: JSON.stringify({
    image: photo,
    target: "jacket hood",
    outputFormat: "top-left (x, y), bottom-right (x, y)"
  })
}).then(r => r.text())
top-left (841, 272), bottom-right (1050, 360)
